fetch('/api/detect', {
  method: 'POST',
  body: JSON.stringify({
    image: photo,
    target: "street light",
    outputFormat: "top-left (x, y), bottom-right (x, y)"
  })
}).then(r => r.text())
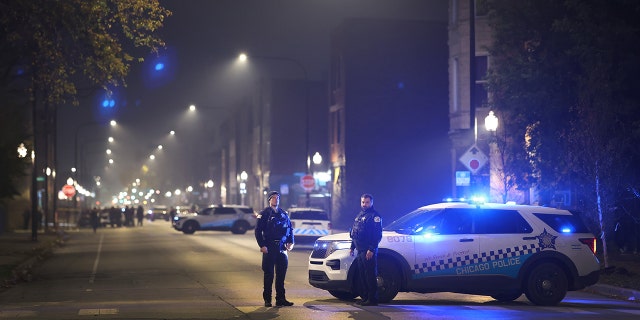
top-left (485, 111), bottom-right (498, 133)
top-left (484, 110), bottom-right (499, 202)
top-left (74, 120), bottom-right (117, 186)
top-left (237, 52), bottom-right (311, 204)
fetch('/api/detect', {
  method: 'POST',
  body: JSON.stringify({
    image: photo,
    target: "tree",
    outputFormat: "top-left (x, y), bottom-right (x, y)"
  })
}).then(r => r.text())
top-left (486, 0), bottom-right (640, 267)
top-left (0, 0), bottom-right (171, 200)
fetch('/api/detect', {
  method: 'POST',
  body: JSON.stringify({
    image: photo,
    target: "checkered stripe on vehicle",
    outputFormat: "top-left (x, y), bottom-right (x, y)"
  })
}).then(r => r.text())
top-left (413, 244), bottom-right (541, 274)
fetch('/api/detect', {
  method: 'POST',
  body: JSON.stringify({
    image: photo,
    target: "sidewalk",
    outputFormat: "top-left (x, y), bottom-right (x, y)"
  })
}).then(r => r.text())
top-left (1, 227), bottom-right (638, 303)
top-left (0, 228), bottom-right (67, 290)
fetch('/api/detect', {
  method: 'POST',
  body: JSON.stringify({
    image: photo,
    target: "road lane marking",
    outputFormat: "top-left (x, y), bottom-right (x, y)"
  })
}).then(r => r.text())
top-left (88, 233), bottom-right (104, 284)
top-left (78, 308), bottom-right (118, 315)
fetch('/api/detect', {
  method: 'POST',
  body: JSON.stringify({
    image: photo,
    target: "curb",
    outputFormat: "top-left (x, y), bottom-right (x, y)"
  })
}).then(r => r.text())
top-left (585, 283), bottom-right (640, 303)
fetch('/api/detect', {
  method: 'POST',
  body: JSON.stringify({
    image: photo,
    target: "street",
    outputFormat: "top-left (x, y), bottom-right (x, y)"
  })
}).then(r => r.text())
top-left (1, 222), bottom-right (640, 319)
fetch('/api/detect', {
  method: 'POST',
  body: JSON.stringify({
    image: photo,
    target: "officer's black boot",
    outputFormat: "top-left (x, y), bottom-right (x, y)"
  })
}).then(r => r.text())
top-left (275, 299), bottom-right (293, 307)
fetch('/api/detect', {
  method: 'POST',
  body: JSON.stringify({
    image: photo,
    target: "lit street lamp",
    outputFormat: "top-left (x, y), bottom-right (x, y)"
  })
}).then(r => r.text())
top-left (238, 52), bottom-right (311, 205)
top-left (484, 111), bottom-right (500, 202)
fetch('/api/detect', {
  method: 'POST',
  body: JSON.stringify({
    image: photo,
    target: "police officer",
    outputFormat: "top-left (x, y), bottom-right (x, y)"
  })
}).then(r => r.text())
top-left (349, 193), bottom-right (382, 306)
top-left (255, 191), bottom-right (295, 307)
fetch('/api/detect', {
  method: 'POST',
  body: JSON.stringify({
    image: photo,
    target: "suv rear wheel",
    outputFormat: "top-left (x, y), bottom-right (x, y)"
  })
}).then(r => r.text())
top-left (524, 262), bottom-right (568, 306)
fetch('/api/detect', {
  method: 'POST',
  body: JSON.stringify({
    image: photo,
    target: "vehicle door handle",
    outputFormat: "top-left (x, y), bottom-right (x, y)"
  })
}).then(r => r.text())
top-left (523, 237), bottom-right (537, 240)
top-left (459, 238), bottom-right (474, 242)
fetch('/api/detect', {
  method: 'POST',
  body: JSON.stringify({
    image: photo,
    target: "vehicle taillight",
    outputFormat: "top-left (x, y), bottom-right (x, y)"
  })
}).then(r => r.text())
top-left (579, 237), bottom-right (597, 254)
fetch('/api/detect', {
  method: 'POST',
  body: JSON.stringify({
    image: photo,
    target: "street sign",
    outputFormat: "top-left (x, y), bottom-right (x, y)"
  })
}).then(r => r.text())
top-left (459, 144), bottom-right (488, 174)
top-left (300, 175), bottom-right (315, 192)
top-left (62, 184), bottom-right (76, 198)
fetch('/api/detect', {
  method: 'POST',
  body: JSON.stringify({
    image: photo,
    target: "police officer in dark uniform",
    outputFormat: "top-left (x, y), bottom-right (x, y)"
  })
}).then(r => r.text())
top-left (350, 193), bottom-right (382, 306)
top-left (255, 191), bottom-right (295, 307)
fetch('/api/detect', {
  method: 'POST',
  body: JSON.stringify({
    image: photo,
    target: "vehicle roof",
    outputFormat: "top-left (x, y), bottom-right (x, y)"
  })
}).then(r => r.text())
top-left (288, 207), bottom-right (326, 212)
top-left (205, 204), bottom-right (253, 209)
top-left (421, 202), bottom-right (572, 215)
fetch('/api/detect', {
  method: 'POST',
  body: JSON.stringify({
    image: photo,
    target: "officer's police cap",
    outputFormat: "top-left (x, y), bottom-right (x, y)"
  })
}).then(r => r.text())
top-left (267, 191), bottom-right (280, 201)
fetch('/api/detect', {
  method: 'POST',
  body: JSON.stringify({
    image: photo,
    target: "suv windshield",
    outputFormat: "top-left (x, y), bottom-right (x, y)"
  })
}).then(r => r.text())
top-left (290, 210), bottom-right (328, 220)
top-left (384, 207), bottom-right (443, 234)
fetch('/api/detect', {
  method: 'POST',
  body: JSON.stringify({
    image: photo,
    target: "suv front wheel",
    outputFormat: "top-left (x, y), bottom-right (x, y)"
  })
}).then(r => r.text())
top-left (182, 221), bottom-right (198, 235)
top-left (376, 259), bottom-right (401, 303)
top-left (231, 220), bottom-right (250, 234)
top-left (524, 262), bottom-right (568, 306)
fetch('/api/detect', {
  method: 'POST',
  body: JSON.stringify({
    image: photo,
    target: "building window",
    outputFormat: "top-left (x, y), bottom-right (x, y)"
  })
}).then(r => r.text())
top-left (475, 55), bottom-right (489, 109)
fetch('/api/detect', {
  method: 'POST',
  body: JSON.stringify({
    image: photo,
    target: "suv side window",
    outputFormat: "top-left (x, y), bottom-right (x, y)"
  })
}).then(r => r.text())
top-left (431, 209), bottom-right (473, 234)
top-left (533, 212), bottom-right (591, 233)
top-left (214, 207), bottom-right (237, 215)
top-left (474, 209), bottom-right (532, 234)
top-left (200, 208), bottom-right (213, 216)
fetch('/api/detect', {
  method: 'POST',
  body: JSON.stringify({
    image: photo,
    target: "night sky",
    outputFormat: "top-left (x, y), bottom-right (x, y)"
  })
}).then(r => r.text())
top-left (57, 0), bottom-right (448, 203)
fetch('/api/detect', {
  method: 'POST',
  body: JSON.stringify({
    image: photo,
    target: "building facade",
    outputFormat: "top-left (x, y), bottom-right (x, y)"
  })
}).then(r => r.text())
top-left (328, 18), bottom-right (450, 227)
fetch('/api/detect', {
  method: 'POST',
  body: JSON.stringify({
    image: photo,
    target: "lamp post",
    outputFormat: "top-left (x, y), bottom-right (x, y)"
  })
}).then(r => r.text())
top-left (484, 111), bottom-right (499, 202)
top-left (237, 52), bottom-right (311, 205)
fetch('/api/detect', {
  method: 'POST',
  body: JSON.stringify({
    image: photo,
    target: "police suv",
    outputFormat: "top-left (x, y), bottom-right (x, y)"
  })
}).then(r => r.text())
top-left (172, 204), bottom-right (257, 235)
top-left (308, 202), bottom-right (600, 306)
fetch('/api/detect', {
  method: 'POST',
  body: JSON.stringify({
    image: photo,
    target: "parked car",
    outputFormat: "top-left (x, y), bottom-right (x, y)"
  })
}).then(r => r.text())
top-left (146, 205), bottom-right (169, 221)
top-left (288, 207), bottom-right (331, 243)
top-left (308, 201), bottom-right (600, 306)
top-left (172, 204), bottom-right (257, 234)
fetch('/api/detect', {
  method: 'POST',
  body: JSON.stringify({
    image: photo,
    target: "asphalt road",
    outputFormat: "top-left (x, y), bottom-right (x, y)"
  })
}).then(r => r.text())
top-left (1, 222), bottom-right (640, 319)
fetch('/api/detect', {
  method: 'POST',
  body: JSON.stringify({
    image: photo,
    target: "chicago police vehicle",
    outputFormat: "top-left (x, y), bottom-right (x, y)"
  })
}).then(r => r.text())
top-left (308, 202), bottom-right (600, 306)
top-left (172, 204), bottom-right (257, 235)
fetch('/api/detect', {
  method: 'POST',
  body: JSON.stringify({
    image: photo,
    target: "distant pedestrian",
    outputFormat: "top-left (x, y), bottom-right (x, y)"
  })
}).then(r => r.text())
top-left (349, 193), bottom-right (382, 306)
top-left (255, 191), bottom-right (295, 307)
top-left (136, 205), bottom-right (144, 226)
top-left (90, 208), bottom-right (99, 233)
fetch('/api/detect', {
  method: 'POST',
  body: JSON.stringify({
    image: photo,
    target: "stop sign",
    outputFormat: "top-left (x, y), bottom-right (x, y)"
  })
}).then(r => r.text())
top-left (62, 184), bottom-right (76, 197)
top-left (300, 175), bottom-right (315, 191)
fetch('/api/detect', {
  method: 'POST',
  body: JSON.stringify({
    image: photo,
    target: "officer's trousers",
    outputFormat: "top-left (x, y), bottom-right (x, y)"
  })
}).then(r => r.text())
top-left (356, 249), bottom-right (378, 302)
top-left (262, 242), bottom-right (288, 302)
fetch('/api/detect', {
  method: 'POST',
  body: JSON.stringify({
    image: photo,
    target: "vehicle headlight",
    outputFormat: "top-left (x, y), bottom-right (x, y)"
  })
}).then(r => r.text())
top-left (328, 241), bottom-right (352, 255)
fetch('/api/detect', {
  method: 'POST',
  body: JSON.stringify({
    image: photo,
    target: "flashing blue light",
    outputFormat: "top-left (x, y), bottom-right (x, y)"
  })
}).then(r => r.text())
top-left (109, 100), bottom-right (115, 107)
top-left (102, 100), bottom-right (109, 108)
top-left (101, 99), bottom-right (115, 108)
top-left (561, 227), bottom-right (573, 233)
top-left (155, 63), bottom-right (165, 71)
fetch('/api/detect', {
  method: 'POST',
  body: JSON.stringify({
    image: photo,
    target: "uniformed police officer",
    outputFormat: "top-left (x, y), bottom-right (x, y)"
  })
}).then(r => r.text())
top-left (349, 193), bottom-right (382, 306)
top-left (255, 191), bottom-right (295, 307)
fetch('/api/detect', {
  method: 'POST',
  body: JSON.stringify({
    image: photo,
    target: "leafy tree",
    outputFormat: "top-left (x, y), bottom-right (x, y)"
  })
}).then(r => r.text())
top-left (486, 0), bottom-right (640, 267)
top-left (0, 0), bottom-right (171, 200)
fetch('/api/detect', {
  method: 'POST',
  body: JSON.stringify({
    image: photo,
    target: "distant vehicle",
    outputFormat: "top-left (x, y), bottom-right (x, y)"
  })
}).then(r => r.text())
top-left (308, 201), bottom-right (600, 306)
top-left (147, 205), bottom-right (169, 221)
top-left (288, 207), bottom-right (331, 242)
top-left (172, 204), bottom-right (257, 234)
top-left (99, 210), bottom-right (110, 227)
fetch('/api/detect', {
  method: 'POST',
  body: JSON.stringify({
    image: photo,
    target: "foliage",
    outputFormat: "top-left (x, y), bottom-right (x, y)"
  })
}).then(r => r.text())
top-left (0, 0), bottom-right (171, 200)
top-left (485, 0), bottom-right (640, 266)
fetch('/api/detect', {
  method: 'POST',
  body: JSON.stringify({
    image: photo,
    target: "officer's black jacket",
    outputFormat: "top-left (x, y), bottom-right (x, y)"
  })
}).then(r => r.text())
top-left (255, 206), bottom-right (294, 248)
top-left (350, 207), bottom-right (382, 252)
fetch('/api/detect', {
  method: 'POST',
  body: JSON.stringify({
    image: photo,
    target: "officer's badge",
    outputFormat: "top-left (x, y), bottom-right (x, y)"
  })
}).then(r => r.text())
top-left (374, 216), bottom-right (381, 223)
